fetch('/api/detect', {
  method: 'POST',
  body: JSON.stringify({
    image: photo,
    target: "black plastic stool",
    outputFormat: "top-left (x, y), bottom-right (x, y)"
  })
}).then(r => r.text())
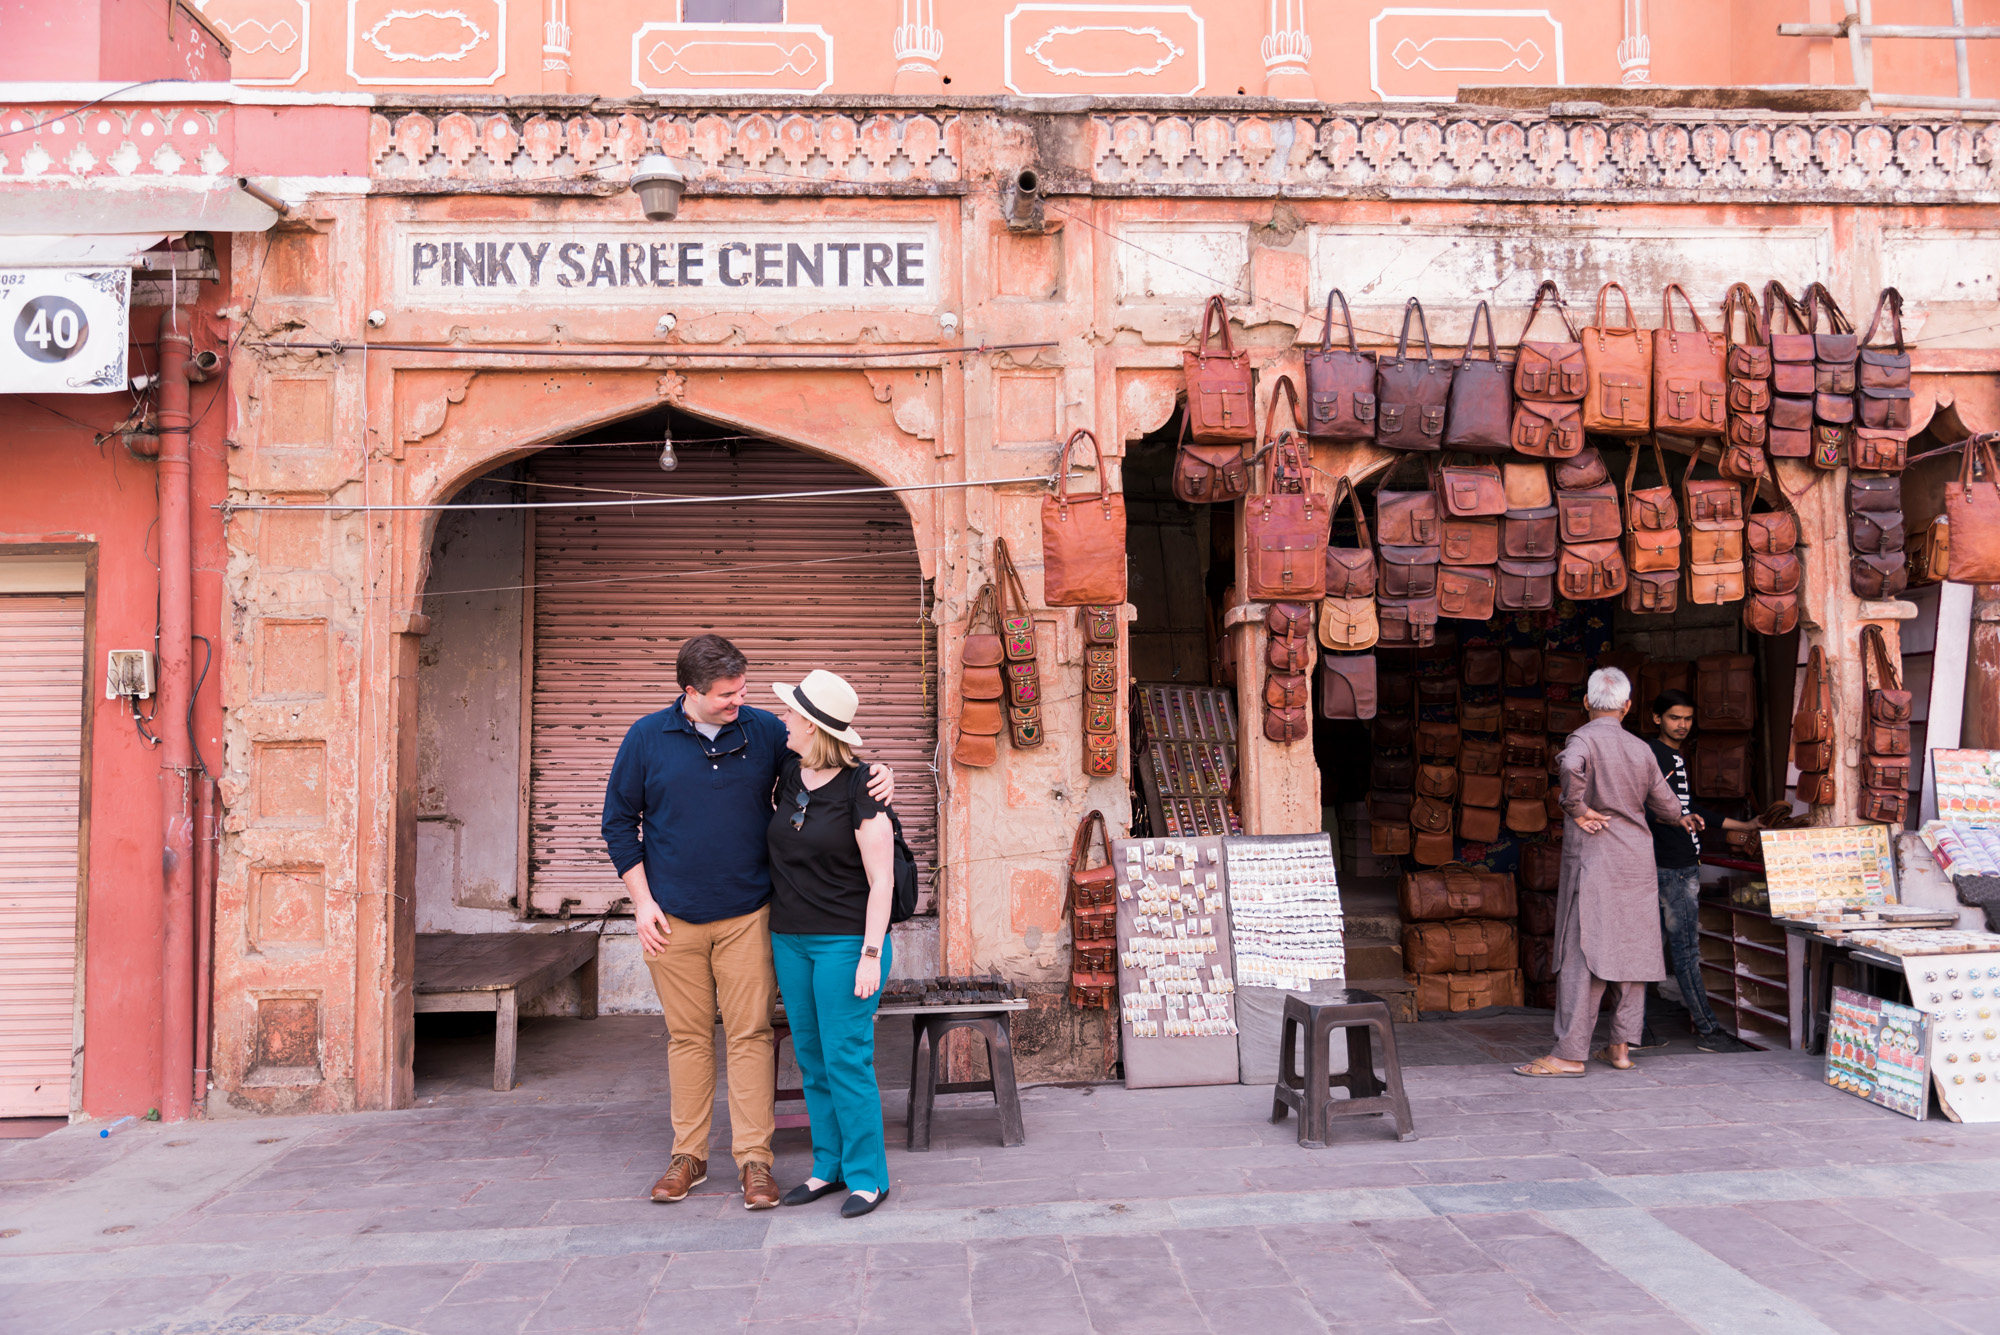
top-left (906, 1011), bottom-right (1026, 1152)
top-left (1271, 989), bottom-right (1416, 1146)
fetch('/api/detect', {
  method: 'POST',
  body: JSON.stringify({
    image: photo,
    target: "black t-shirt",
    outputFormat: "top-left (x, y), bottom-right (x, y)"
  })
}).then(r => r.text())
top-left (1647, 739), bottom-right (1720, 870)
top-left (767, 757), bottom-right (889, 935)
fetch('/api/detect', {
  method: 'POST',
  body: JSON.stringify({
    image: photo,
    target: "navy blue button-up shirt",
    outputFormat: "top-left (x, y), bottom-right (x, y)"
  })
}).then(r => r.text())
top-left (600, 698), bottom-right (788, 924)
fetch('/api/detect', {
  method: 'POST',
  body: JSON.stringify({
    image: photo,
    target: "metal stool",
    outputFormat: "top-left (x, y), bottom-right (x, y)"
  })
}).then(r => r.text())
top-left (1271, 989), bottom-right (1416, 1146)
top-left (906, 1011), bottom-right (1026, 1151)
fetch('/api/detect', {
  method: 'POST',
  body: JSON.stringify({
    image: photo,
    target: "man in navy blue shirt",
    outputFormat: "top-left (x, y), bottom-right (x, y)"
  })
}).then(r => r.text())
top-left (602, 634), bottom-right (891, 1210)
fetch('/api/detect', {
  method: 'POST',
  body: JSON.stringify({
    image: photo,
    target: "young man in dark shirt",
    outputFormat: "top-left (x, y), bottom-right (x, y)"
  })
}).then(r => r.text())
top-left (1646, 689), bottom-right (1757, 1053)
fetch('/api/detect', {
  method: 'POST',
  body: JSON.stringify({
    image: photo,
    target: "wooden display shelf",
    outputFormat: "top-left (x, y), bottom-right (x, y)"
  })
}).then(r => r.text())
top-left (1695, 900), bottom-right (1807, 1049)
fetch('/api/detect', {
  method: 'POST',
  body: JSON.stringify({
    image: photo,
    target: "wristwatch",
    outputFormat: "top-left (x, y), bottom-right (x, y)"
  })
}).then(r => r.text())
top-left (862, 945), bottom-right (881, 959)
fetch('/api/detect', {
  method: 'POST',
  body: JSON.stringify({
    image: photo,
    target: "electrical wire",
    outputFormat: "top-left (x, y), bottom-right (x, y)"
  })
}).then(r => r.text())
top-left (0, 80), bottom-right (175, 142)
top-left (220, 471), bottom-right (1064, 514)
top-left (188, 634), bottom-right (215, 779)
top-left (250, 339), bottom-right (1058, 360)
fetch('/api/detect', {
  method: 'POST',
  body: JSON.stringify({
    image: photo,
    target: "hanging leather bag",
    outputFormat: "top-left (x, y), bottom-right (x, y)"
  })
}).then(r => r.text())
top-left (1066, 811), bottom-right (1118, 1007)
top-left (1318, 653), bottom-right (1378, 720)
top-left (1544, 650), bottom-right (1587, 687)
top-left (1653, 283), bottom-right (1728, 436)
top-left (1437, 564), bottom-right (1499, 620)
top-left (1622, 438), bottom-right (1681, 573)
top-left (1303, 287), bottom-right (1378, 441)
top-left (1461, 700), bottom-right (1503, 732)
top-left (1081, 605), bottom-right (1119, 777)
top-left (1416, 762), bottom-right (1459, 800)
top-left (1719, 282), bottom-right (1772, 481)
top-left (1947, 435), bottom-right (2000, 582)
top-left (1318, 593), bottom-right (1379, 653)
top-left (1512, 287), bottom-right (1587, 456)
top-left (1559, 539), bottom-right (1628, 602)
top-left (1444, 299), bottom-right (1514, 452)
top-left (1322, 477), bottom-right (1377, 598)
top-left (1436, 455), bottom-right (1508, 518)
top-left (1461, 770), bottom-right (1504, 808)
top-left (1504, 696), bottom-right (1547, 732)
top-left (1794, 644), bottom-right (1835, 743)
top-left (1375, 453), bottom-right (1441, 546)
top-left (993, 538), bottom-right (1045, 749)
top-left (1502, 460), bottom-right (1557, 560)
top-left (1764, 281), bottom-right (1815, 460)
top-left (1695, 652), bottom-right (1756, 732)
top-left (1847, 474), bottom-right (1905, 553)
top-left (1376, 594), bottom-right (1439, 649)
top-left (1399, 865), bottom-right (1518, 921)
top-left (1244, 386), bottom-right (1332, 602)
top-left (1042, 428), bottom-right (1127, 606)
top-left (1461, 737), bottom-right (1503, 775)
top-left (1856, 287), bottom-right (1913, 440)
top-left (1683, 450), bottom-right (1746, 605)
top-left (1461, 646), bottom-right (1502, 687)
top-left (953, 584), bottom-right (1005, 767)
top-left (1743, 482), bottom-right (1802, 634)
top-left (1864, 624), bottom-right (1913, 730)
top-left (1860, 624), bottom-right (1911, 824)
top-left (1172, 410), bottom-right (1249, 506)
top-left (1183, 294), bottom-right (1255, 445)
top-left (1581, 281), bottom-right (1654, 436)
top-left (1504, 647), bottom-right (1542, 687)
top-left (1691, 734), bottom-right (1751, 800)
top-left (1806, 283), bottom-right (1858, 469)
top-left (1497, 558), bottom-right (1557, 611)
top-left (1417, 719), bottom-right (1461, 761)
top-left (1375, 298), bottom-right (1453, 451)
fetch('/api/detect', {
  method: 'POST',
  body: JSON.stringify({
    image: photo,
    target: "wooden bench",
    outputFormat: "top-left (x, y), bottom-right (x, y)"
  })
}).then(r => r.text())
top-left (414, 932), bottom-right (600, 1091)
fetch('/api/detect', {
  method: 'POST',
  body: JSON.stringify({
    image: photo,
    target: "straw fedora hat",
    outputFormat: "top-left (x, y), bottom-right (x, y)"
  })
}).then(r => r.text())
top-left (772, 669), bottom-right (864, 747)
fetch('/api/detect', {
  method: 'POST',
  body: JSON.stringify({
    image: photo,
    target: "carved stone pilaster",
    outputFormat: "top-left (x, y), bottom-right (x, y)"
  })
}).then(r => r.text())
top-left (1262, 0), bottom-right (1314, 100)
top-left (893, 0), bottom-right (946, 96)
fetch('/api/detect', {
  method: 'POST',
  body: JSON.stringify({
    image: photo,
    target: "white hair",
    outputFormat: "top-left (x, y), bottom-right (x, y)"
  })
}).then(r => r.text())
top-left (1586, 667), bottom-right (1631, 712)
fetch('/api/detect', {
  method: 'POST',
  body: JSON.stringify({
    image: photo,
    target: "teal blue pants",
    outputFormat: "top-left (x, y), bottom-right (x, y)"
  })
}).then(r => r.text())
top-left (771, 932), bottom-right (891, 1195)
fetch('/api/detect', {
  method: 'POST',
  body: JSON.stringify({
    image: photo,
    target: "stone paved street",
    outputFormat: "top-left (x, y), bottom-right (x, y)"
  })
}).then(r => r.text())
top-left (3, 1015), bottom-right (1998, 1335)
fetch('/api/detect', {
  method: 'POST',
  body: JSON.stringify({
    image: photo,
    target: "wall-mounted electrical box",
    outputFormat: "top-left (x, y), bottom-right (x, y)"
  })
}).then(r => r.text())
top-left (106, 650), bottom-right (154, 700)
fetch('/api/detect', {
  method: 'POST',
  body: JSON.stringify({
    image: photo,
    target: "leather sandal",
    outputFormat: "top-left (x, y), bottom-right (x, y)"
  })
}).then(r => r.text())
top-left (1593, 1046), bottom-right (1636, 1070)
top-left (1513, 1057), bottom-right (1585, 1078)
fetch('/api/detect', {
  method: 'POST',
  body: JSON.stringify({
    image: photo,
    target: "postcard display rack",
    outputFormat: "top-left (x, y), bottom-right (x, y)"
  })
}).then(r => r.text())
top-left (1111, 835), bottom-right (1242, 1089)
top-left (1133, 684), bottom-right (1242, 840)
top-left (1825, 986), bottom-right (1931, 1120)
top-left (1225, 833), bottom-right (1349, 1086)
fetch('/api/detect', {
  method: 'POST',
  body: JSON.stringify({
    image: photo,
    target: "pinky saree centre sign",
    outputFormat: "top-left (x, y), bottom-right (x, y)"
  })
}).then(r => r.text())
top-left (392, 222), bottom-right (940, 307)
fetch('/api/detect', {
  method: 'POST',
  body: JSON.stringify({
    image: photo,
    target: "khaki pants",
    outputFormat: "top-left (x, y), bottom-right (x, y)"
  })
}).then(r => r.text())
top-left (643, 905), bottom-right (777, 1167)
top-left (1551, 907), bottom-right (1646, 1061)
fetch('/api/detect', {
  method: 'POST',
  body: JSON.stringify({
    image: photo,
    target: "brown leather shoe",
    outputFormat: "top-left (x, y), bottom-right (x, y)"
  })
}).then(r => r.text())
top-left (740, 1161), bottom-right (780, 1211)
top-left (649, 1155), bottom-right (706, 1203)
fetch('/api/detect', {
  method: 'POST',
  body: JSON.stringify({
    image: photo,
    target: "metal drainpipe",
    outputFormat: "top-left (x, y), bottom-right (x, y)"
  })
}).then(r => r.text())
top-left (156, 309), bottom-right (198, 1122)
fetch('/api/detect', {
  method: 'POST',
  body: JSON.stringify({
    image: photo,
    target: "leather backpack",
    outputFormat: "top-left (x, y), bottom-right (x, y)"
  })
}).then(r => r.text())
top-left (953, 584), bottom-right (1005, 767)
top-left (1695, 652), bottom-right (1756, 732)
top-left (1182, 294), bottom-right (1255, 445)
top-left (1244, 385), bottom-right (1331, 602)
top-left (1582, 282), bottom-right (1654, 436)
top-left (1764, 282), bottom-right (1815, 460)
top-left (1376, 298), bottom-right (1453, 450)
top-left (1444, 300), bottom-right (1514, 453)
top-left (1318, 652), bottom-right (1378, 720)
top-left (1947, 435), bottom-right (2000, 583)
top-left (1857, 287), bottom-right (1913, 441)
top-left (1719, 282), bottom-right (1772, 481)
top-left (1691, 733), bottom-right (1751, 800)
top-left (1806, 283), bottom-right (1858, 469)
top-left (1304, 288), bottom-right (1378, 442)
top-left (1654, 283), bottom-right (1728, 436)
top-left (1683, 450), bottom-right (1746, 605)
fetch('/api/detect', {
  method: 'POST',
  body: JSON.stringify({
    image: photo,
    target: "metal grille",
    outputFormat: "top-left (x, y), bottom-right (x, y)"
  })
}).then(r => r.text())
top-left (526, 444), bottom-right (937, 916)
top-left (0, 594), bottom-right (84, 1116)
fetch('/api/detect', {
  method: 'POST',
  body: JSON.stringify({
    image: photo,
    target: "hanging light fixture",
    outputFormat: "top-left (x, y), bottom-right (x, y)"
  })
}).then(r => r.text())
top-left (630, 154), bottom-right (687, 222)
top-left (658, 423), bottom-right (678, 471)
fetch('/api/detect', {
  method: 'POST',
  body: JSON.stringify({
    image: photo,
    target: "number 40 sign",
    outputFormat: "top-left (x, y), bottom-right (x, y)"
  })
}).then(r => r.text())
top-left (0, 268), bottom-right (129, 395)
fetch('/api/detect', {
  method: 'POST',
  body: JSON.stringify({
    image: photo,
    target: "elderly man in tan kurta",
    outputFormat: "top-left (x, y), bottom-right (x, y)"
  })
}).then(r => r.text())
top-left (1516, 668), bottom-right (1690, 1077)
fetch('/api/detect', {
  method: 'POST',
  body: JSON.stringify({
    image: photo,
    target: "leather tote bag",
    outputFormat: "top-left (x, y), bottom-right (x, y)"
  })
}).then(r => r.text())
top-left (1244, 398), bottom-right (1331, 601)
top-left (1514, 279), bottom-right (1587, 403)
top-left (1806, 283), bottom-right (1859, 469)
top-left (1857, 287), bottom-right (1913, 437)
top-left (1319, 652), bottom-right (1378, 720)
top-left (1323, 476), bottom-right (1377, 598)
top-left (1947, 435), bottom-right (2000, 583)
top-left (1304, 288), bottom-right (1378, 442)
top-left (1375, 298), bottom-right (1453, 451)
top-left (1763, 281), bottom-right (1816, 460)
top-left (1653, 283), bottom-right (1728, 436)
top-left (1042, 428), bottom-right (1128, 606)
top-left (1444, 300), bottom-right (1514, 453)
top-left (1582, 282), bottom-right (1654, 436)
top-left (1719, 282), bottom-right (1772, 481)
top-left (1182, 294), bottom-right (1255, 444)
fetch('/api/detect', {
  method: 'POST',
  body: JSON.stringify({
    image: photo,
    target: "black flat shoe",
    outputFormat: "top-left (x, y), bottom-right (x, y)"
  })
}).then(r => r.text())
top-left (840, 1186), bottom-right (888, 1218)
top-left (780, 1179), bottom-right (846, 1207)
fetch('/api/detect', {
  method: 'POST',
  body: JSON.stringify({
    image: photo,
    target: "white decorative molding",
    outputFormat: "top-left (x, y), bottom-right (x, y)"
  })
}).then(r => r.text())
top-left (346, 0), bottom-right (505, 86)
top-left (542, 0), bottom-right (570, 74)
top-left (629, 22), bottom-right (835, 95)
top-left (1003, 5), bottom-right (1205, 97)
top-left (1369, 7), bottom-right (1564, 103)
top-left (1619, 0), bottom-right (1651, 86)
top-left (893, 0), bottom-right (944, 67)
top-left (192, 0), bottom-right (310, 87)
top-left (1262, 0), bottom-right (1310, 73)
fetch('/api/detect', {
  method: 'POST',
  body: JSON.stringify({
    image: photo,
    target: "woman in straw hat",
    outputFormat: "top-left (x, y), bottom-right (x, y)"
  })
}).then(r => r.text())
top-left (766, 669), bottom-right (896, 1217)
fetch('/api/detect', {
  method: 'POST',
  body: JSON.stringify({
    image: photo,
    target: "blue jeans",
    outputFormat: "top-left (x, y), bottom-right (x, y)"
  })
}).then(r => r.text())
top-left (1658, 867), bottom-right (1724, 1035)
top-left (771, 932), bottom-right (892, 1195)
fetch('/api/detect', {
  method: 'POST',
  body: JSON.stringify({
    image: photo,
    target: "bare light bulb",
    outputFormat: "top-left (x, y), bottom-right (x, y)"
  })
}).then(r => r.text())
top-left (658, 431), bottom-right (678, 472)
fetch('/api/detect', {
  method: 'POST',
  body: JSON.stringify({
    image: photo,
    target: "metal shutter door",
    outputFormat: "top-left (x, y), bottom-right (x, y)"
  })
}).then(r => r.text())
top-left (527, 444), bottom-right (936, 916)
top-left (0, 594), bottom-right (85, 1116)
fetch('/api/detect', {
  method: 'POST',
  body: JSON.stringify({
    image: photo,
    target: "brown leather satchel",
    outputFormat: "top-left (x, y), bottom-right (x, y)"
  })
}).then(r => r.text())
top-left (1504, 764), bottom-right (1550, 800)
top-left (1266, 672), bottom-right (1310, 711)
top-left (993, 539), bottom-right (1045, 749)
top-left (1851, 553), bottom-right (1910, 600)
top-left (1183, 294), bottom-right (1255, 445)
top-left (1318, 653), bottom-right (1378, 720)
top-left (1744, 591), bottom-right (1798, 636)
top-left (1404, 919), bottom-right (1518, 974)
top-left (1268, 633), bottom-right (1312, 673)
top-left (1265, 707), bottom-right (1309, 744)
top-left (1863, 754), bottom-right (1910, 791)
top-left (1375, 298), bottom-right (1453, 451)
top-left (1558, 482), bottom-right (1621, 546)
top-left (1462, 646), bottom-right (1502, 687)
top-left (1559, 540), bottom-right (1628, 601)
top-left (1437, 564), bottom-right (1498, 620)
top-left (1461, 736), bottom-right (1503, 775)
top-left (1371, 789), bottom-right (1414, 821)
top-left (1418, 719), bottom-right (1462, 760)
top-left (1372, 752), bottom-right (1415, 790)
top-left (1847, 474), bottom-right (1905, 553)
top-left (953, 585), bottom-right (1005, 767)
top-left (1461, 771), bottom-right (1504, 809)
top-left (1654, 283), bottom-right (1727, 436)
top-left (1441, 514), bottom-right (1501, 567)
top-left (1497, 558), bottom-right (1557, 611)
top-left (1318, 594), bottom-right (1378, 652)
top-left (1066, 813), bottom-right (1117, 1007)
top-left (1554, 446), bottom-right (1610, 490)
top-left (1502, 508), bottom-right (1559, 562)
top-left (1764, 281), bottom-right (1815, 460)
top-left (1042, 429), bottom-right (1127, 606)
top-left (1381, 544), bottom-right (1440, 599)
top-left (1376, 454), bottom-right (1441, 546)
top-left (1795, 738), bottom-right (1834, 772)
top-left (1412, 829), bottom-right (1456, 866)
top-left (1684, 450), bottom-right (1746, 605)
top-left (1266, 601), bottom-right (1312, 640)
top-left (1445, 300), bottom-right (1514, 453)
top-left (1244, 408), bottom-right (1331, 602)
top-left (1582, 282), bottom-right (1654, 436)
top-left (1807, 283), bottom-right (1858, 469)
top-left (1853, 428), bottom-right (1908, 473)
top-left (1748, 550), bottom-right (1802, 596)
top-left (1794, 646), bottom-right (1834, 743)
top-left (1399, 865), bottom-right (1518, 921)
top-left (1545, 701), bottom-right (1586, 736)
top-left (1507, 795), bottom-right (1551, 835)
top-left (1371, 820), bottom-right (1414, 855)
top-left (1626, 569), bottom-right (1680, 615)
top-left (1797, 770), bottom-right (1836, 806)
top-left (1172, 409), bottom-right (1249, 506)
top-left (1411, 792), bottom-right (1454, 836)
top-left (1623, 438), bottom-right (1682, 575)
top-left (1504, 730), bottom-right (1546, 767)
top-left (1948, 435), bottom-right (2000, 583)
top-left (1323, 476), bottom-right (1377, 598)
top-left (1377, 594), bottom-right (1439, 649)
top-left (1304, 288), bottom-right (1378, 442)
top-left (1521, 844), bottom-right (1562, 895)
top-left (1436, 456), bottom-right (1507, 518)
top-left (1544, 650), bottom-right (1587, 686)
top-left (1865, 624), bottom-right (1913, 729)
top-left (1860, 786), bottom-right (1909, 825)
top-left (1695, 652), bottom-right (1756, 732)
top-left (1513, 399), bottom-right (1585, 460)
top-left (1504, 696), bottom-right (1547, 732)
top-left (1720, 282), bottom-right (1772, 481)
top-left (1514, 279), bottom-right (1587, 402)
top-left (1416, 761), bottom-right (1459, 799)
top-left (1857, 287), bottom-right (1912, 437)
top-left (1505, 459), bottom-right (1552, 508)
top-left (1461, 700), bottom-right (1503, 732)
top-left (1504, 648), bottom-right (1541, 687)
top-left (1459, 804), bottom-right (1504, 844)
top-left (1691, 733), bottom-right (1750, 800)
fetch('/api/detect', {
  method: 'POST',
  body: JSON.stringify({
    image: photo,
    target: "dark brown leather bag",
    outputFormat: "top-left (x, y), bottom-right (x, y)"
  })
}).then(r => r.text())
top-left (1554, 447), bottom-right (1610, 490)
top-left (1497, 558), bottom-right (1557, 610)
top-left (1461, 737), bottom-right (1503, 775)
top-left (1437, 456), bottom-right (1508, 518)
top-left (1462, 646), bottom-right (1502, 687)
top-left (1865, 624), bottom-right (1913, 729)
top-left (1372, 752), bottom-right (1415, 790)
top-left (1692, 734), bottom-right (1750, 800)
top-left (1558, 484), bottom-right (1621, 546)
top-left (1507, 795), bottom-right (1551, 835)
top-left (1627, 569), bottom-right (1680, 615)
top-left (1853, 428), bottom-right (1908, 473)
top-left (1380, 544), bottom-right (1440, 599)
top-left (1461, 700), bottom-right (1503, 732)
top-left (1318, 653), bottom-right (1378, 720)
top-left (1411, 792), bottom-right (1454, 835)
top-left (1504, 765), bottom-right (1549, 800)
top-left (1445, 300), bottom-right (1514, 453)
top-left (1654, 283), bottom-right (1727, 436)
top-left (1461, 771), bottom-right (1504, 809)
top-left (1370, 790), bottom-right (1414, 821)
top-left (1412, 829), bottom-right (1456, 866)
top-left (1546, 700), bottom-right (1588, 735)
top-left (1582, 282), bottom-right (1654, 436)
top-left (1268, 633), bottom-right (1312, 673)
top-left (1505, 648), bottom-right (1541, 687)
top-left (1514, 279), bottom-right (1587, 402)
top-left (1857, 287), bottom-right (1912, 436)
top-left (1417, 674), bottom-right (1459, 705)
top-left (1377, 594), bottom-right (1439, 649)
top-left (1847, 473), bottom-right (1904, 548)
top-left (1748, 550), bottom-right (1802, 596)
top-left (1042, 429), bottom-right (1128, 606)
top-left (1720, 282), bottom-right (1772, 481)
top-left (1437, 565), bottom-right (1498, 621)
top-left (1404, 919), bottom-right (1518, 974)
top-left (1266, 672), bottom-right (1310, 710)
top-left (1521, 844), bottom-right (1562, 896)
top-left (1459, 804), bottom-right (1504, 844)
top-left (1695, 652), bottom-right (1756, 732)
top-left (1504, 696), bottom-right (1547, 732)
top-left (1371, 820), bottom-right (1414, 855)
top-left (1504, 730), bottom-right (1546, 768)
top-left (1806, 283), bottom-right (1858, 469)
top-left (1948, 435), bottom-right (2000, 583)
top-left (1795, 738), bottom-right (1834, 773)
top-left (1322, 476), bottom-right (1377, 598)
top-left (1764, 281), bottom-right (1815, 460)
top-left (1304, 288), bottom-right (1378, 442)
top-left (1851, 553), bottom-right (1910, 600)
top-left (1408, 969), bottom-right (1525, 1012)
top-left (1375, 298), bottom-right (1453, 451)
top-left (1860, 786), bottom-right (1909, 825)
top-left (1418, 719), bottom-right (1462, 760)
top-left (1244, 403), bottom-right (1331, 602)
top-left (1172, 409), bottom-right (1249, 505)
top-left (1797, 770), bottom-right (1836, 806)
top-left (1375, 454), bottom-right (1441, 546)
top-left (1862, 754), bottom-right (1910, 791)
top-left (1794, 646), bottom-right (1834, 743)
top-left (1502, 508), bottom-right (1559, 561)
top-left (1183, 294), bottom-right (1255, 444)
top-left (1265, 704), bottom-right (1310, 744)
top-left (1544, 650), bottom-right (1587, 686)
top-left (1399, 865), bottom-right (1518, 922)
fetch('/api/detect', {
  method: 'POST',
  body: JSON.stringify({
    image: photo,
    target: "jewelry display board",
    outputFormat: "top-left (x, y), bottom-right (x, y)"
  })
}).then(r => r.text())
top-left (1110, 834), bottom-right (1242, 1090)
top-left (1932, 749), bottom-right (2000, 818)
top-left (1223, 833), bottom-right (1348, 1086)
top-left (1133, 684), bottom-right (1241, 840)
top-left (1901, 952), bottom-right (2000, 1123)
top-left (1758, 825), bottom-right (1897, 919)
top-left (1825, 986), bottom-right (1931, 1120)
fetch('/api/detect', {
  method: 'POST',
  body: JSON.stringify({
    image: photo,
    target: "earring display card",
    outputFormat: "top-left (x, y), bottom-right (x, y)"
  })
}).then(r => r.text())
top-left (1110, 835), bottom-right (1243, 1090)
top-left (1902, 951), bottom-right (2000, 1123)
top-left (1825, 987), bottom-right (1930, 1120)
top-left (1223, 832), bottom-right (1350, 1086)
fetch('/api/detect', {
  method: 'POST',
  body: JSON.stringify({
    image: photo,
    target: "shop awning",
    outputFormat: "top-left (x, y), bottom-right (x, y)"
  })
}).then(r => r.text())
top-left (6, 234), bottom-right (170, 267)
top-left (0, 184), bottom-right (281, 237)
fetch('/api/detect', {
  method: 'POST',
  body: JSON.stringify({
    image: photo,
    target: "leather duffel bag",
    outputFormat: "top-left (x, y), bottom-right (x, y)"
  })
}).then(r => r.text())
top-left (1406, 968), bottom-right (1525, 1013)
top-left (1399, 865), bottom-right (1518, 922)
top-left (1404, 920), bottom-right (1519, 975)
